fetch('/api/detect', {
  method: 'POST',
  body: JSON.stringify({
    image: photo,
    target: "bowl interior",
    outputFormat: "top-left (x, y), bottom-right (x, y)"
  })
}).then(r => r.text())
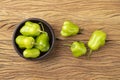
top-left (13, 18), bottom-right (55, 60)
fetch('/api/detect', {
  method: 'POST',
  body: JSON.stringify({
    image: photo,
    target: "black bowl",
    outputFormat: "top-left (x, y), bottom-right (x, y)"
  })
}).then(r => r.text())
top-left (13, 18), bottom-right (55, 60)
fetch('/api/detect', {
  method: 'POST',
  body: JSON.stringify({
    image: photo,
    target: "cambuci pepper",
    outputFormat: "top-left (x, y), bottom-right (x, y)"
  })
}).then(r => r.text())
top-left (15, 35), bottom-right (35, 49)
top-left (35, 32), bottom-right (50, 52)
top-left (20, 21), bottom-right (41, 37)
top-left (88, 30), bottom-right (107, 57)
top-left (71, 41), bottom-right (87, 57)
top-left (23, 48), bottom-right (40, 58)
top-left (60, 21), bottom-right (79, 37)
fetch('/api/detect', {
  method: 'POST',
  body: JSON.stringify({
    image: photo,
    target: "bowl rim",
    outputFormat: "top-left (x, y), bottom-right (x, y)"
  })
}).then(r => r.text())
top-left (12, 18), bottom-right (55, 60)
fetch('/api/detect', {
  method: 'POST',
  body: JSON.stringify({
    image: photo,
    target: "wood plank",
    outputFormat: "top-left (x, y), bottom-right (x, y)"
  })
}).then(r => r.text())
top-left (0, 0), bottom-right (120, 80)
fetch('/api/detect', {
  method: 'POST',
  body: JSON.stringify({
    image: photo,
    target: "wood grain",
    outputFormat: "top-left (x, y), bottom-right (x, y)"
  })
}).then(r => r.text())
top-left (0, 0), bottom-right (120, 80)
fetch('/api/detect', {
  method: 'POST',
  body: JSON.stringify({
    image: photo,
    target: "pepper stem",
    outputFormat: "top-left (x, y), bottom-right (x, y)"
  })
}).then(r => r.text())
top-left (39, 31), bottom-right (44, 33)
top-left (87, 49), bottom-right (92, 59)
top-left (33, 43), bottom-right (39, 46)
top-left (63, 44), bottom-right (71, 47)
top-left (39, 22), bottom-right (45, 32)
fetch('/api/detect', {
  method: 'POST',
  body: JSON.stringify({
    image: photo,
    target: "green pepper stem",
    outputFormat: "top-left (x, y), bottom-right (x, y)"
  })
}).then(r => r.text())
top-left (39, 31), bottom-right (44, 33)
top-left (77, 28), bottom-right (84, 34)
top-left (87, 49), bottom-right (92, 59)
top-left (33, 43), bottom-right (39, 46)
top-left (39, 22), bottom-right (45, 32)
top-left (63, 44), bottom-right (71, 47)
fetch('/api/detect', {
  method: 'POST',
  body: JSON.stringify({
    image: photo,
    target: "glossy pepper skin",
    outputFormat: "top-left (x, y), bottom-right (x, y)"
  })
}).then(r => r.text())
top-left (20, 21), bottom-right (41, 37)
top-left (60, 21), bottom-right (79, 37)
top-left (15, 35), bottom-right (35, 49)
top-left (71, 41), bottom-right (87, 57)
top-left (35, 32), bottom-right (50, 52)
top-left (23, 48), bottom-right (40, 58)
top-left (88, 30), bottom-right (107, 51)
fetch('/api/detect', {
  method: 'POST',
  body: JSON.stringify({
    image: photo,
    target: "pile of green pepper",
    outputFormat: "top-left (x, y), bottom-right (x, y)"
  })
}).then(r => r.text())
top-left (60, 21), bottom-right (107, 58)
top-left (60, 21), bottom-right (79, 37)
top-left (16, 20), bottom-right (107, 59)
top-left (16, 21), bottom-right (50, 58)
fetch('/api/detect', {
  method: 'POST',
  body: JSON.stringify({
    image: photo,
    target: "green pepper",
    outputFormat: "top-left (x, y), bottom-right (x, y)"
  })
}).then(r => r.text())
top-left (71, 41), bottom-right (87, 57)
top-left (60, 21), bottom-right (79, 37)
top-left (15, 35), bottom-right (35, 49)
top-left (35, 32), bottom-right (50, 52)
top-left (23, 48), bottom-right (40, 58)
top-left (20, 21), bottom-right (41, 37)
top-left (88, 30), bottom-right (107, 57)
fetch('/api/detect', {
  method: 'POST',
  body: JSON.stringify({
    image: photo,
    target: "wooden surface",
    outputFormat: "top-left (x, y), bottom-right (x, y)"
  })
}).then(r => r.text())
top-left (0, 0), bottom-right (120, 80)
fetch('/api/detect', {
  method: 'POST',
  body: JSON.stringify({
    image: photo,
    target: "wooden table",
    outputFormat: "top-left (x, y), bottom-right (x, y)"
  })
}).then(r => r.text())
top-left (0, 0), bottom-right (120, 80)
